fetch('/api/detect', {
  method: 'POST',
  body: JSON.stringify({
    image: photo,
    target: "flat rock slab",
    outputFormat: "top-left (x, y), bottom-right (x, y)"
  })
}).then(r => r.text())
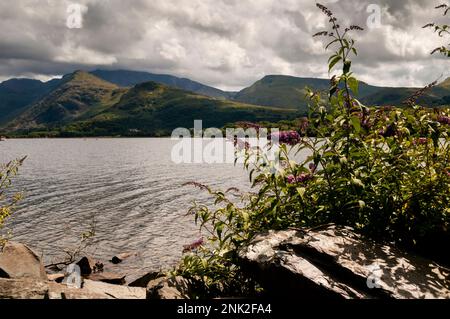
top-left (0, 278), bottom-right (146, 299)
top-left (239, 225), bottom-right (450, 299)
top-left (0, 278), bottom-right (48, 299)
top-left (147, 276), bottom-right (191, 299)
top-left (0, 242), bottom-right (47, 280)
top-left (82, 280), bottom-right (146, 299)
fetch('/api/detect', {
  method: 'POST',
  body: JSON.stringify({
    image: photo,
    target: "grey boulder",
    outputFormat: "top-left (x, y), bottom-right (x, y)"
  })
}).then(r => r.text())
top-left (238, 225), bottom-right (450, 299)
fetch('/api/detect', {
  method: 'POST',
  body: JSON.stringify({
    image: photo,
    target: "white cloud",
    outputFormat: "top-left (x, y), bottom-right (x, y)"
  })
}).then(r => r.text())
top-left (159, 39), bottom-right (187, 62)
top-left (55, 40), bottom-right (118, 65)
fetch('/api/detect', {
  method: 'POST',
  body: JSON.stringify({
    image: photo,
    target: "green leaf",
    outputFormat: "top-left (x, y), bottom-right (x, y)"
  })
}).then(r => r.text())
top-left (348, 77), bottom-right (359, 95)
top-left (343, 61), bottom-right (351, 74)
top-left (351, 178), bottom-right (365, 188)
top-left (329, 85), bottom-right (338, 98)
top-left (216, 223), bottom-right (224, 240)
top-left (297, 187), bottom-right (306, 200)
top-left (328, 54), bottom-right (338, 63)
top-left (329, 56), bottom-right (342, 72)
top-left (351, 116), bottom-right (361, 133)
top-left (343, 39), bottom-right (350, 48)
top-left (326, 39), bottom-right (339, 50)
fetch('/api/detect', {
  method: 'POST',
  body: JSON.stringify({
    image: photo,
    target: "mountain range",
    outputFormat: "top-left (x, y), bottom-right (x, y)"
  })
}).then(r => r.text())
top-left (0, 69), bottom-right (449, 137)
top-left (0, 71), bottom-right (295, 137)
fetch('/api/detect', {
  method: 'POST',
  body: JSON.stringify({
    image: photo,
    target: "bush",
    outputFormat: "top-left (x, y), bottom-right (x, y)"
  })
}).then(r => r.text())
top-left (176, 3), bottom-right (450, 297)
top-left (0, 157), bottom-right (25, 248)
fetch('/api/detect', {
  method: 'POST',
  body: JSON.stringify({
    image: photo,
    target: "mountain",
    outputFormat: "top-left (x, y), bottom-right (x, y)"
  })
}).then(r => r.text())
top-left (2, 71), bottom-right (297, 137)
top-left (2, 70), bottom-right (450, 137)
top-left (90, 69), bottom-right (235, 100)
top-left (362, 77), bottom-right (450, 107)
top-left (233, 75), bottom-right (328, 111)
top-left (232, 75), bottom-right (387, 111)
top-left (4, 71), bottom-right (122, 131)
top-left (232, 75), bottom-right (450, 111)
top-left (0, 78), bottom-right (60, 125)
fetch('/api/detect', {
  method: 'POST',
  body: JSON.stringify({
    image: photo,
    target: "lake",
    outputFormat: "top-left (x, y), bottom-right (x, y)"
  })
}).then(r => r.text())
top-left (0, 138), bottom-right (251, 276)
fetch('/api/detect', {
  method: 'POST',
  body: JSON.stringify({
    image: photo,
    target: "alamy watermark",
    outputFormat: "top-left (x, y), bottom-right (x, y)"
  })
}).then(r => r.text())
top-left (367, 4), bottom-right (382, 29)
top-left (63, 263), bottom-right (82, 289)
top-left (366, 264), bottom-right (384, 289)
top-left (66, 3), bottom-right (87, 29)
top-left (65, 3), bottom-right (383, 30)
top-left (171, 120), bottom-right (284, 167)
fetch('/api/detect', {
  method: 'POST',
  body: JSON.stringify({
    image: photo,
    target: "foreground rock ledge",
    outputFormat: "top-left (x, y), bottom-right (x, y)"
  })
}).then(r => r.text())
top-left (0, 242), bottom-right (47, 280)
top-left (238, 225), bottom-right (450, 299)
top-left (0, 242), bottom-right (147, 299)
top-left (0, 278), bottom-right (147, 299)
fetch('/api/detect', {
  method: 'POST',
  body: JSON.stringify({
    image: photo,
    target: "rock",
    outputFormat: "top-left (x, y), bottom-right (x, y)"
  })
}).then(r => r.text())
top-left (87, 272), bottom-right (126, 285)
top-left (0, 268), bottom-right (9, 279)
top-left (238, 225), bottom-right (450, 299)
top-left (47, 281), bottom-right (109, 299)
top-left (0, 242), bottom-right (47, 280)
top-left (81, 280), bottom-right (146, 299)
top-left (0, 278), bottom-right (48, 299)
top-left (127, 271), bottom-right (164, 287)
top-left (0, 278), bottom-right (146, 299)
top-left (62, 263), bottom-right (83, 288)
top-left (110, 252), bottom-right (136, 265)
top-left (47, 273), bottom-right (65, 283)
top-left (76, 257), bottom-right (103, 275)
top-left (147, 276), bottom-right (191, 299)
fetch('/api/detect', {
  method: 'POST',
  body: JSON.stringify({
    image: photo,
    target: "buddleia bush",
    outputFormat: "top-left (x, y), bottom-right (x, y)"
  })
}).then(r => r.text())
top-left (0, 157), bottom-right (25, 248)
top-left (177, 3), bottom-right (450, 297)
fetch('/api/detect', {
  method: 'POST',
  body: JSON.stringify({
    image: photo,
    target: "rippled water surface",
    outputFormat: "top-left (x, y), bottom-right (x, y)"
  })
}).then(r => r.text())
top-left (0, 138), bottom-right (251, 275)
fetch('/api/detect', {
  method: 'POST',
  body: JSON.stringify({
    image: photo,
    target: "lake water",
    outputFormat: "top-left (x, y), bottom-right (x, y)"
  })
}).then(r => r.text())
top-left (0, 138), bottom-right (251, 276)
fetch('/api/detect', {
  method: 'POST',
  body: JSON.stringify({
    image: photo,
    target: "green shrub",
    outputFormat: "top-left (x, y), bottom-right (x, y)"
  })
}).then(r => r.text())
top-left (177, 3), bottom-right (450, 297)
top-left (0, 157), bottom-right (25, 248)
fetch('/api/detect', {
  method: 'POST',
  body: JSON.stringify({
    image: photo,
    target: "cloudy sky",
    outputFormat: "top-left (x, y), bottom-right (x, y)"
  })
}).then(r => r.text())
top-left (0, 0), bottom-right (449, 90)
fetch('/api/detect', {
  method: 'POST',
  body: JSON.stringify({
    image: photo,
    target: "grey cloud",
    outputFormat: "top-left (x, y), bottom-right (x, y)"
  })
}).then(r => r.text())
top-left (0, 0), bottom-right (448, 90)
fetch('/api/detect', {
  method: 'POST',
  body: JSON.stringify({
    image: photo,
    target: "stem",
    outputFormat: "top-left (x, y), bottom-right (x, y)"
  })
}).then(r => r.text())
top-left (332, 19), bottom-right (353, 174)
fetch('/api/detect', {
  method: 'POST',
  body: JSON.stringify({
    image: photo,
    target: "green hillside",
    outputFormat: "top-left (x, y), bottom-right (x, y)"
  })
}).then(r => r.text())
top-left (0, 78), bottom-right (59, 125)
top-left (2, 72), bottom-right (298, 137)
top-left (233, 75), bottom-right (328, 111)
top-left (60, 82), bottom-right (298, 137)
top-left (232, 75), bottom-right (387, 111)
top-left (233, 75), bottom-right (450, 110)
top-left (361, 77), bottom-right (450, 107)
top-left (4, 71), bottom-right (122, 131)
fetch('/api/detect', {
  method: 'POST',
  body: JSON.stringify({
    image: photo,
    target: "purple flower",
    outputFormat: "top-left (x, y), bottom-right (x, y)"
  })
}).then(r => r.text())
top-left (438, 115), bottom-right (450, 125)
top-left (413, 138), bottom-right (428, 145)
top-left (287, 173), bottom-right (313, 184)
top-left (287, 175), bottom-right (297, 184)
top-left (270, 131), bottom-right (301, 146)
top-left (231, 137), bottom-right (250, 150)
